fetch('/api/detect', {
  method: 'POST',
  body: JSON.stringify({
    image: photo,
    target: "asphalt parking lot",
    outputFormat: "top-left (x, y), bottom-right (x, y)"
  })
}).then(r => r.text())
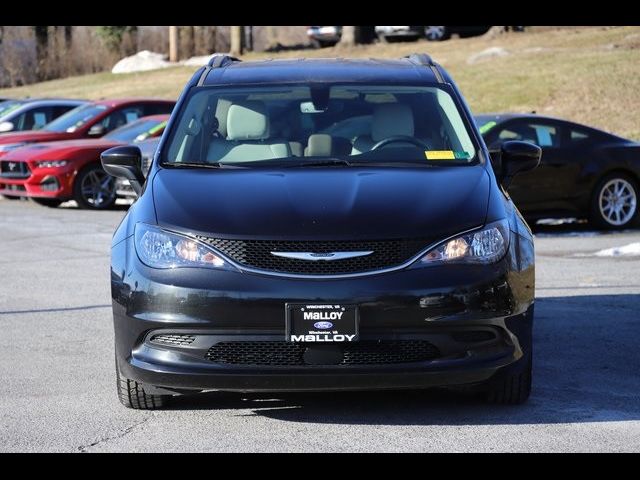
top-left (1, 198), bottom-right (639, 452)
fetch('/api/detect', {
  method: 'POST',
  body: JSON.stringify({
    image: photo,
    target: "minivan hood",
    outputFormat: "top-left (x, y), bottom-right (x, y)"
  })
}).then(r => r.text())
top-left (152, 166), bottom-right (490, 241)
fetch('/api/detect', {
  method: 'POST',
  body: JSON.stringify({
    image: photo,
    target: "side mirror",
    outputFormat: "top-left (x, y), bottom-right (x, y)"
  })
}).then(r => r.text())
top-left (499, 140), bottom-right (541, 189)
top-left (0, 121), bottom-right (15, 133)
top-left (87, 124), bottom-right (106, 137)
top-left (101, 146), bottom-right (146, 196)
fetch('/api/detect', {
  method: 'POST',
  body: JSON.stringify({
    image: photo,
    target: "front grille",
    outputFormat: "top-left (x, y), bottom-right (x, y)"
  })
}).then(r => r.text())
top-left (0, 160), bottom-right (30, 179)
top-left (196, 237), bottom-right (431, 275)
top-left (206, 340), bottom-right (440, 366)
top-left (150, 334), bottom-right (196, 346)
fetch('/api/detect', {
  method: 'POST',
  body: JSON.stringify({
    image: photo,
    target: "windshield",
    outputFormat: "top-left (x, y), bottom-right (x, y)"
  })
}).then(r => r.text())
top-left (163, 84), bottom-right (477, 167)
top-left (475, 116), bottom-right (499, 135)
top-left (44, 104), bottom-right (107, 133)
top-left (0, 101), bottom-right (24, 119)
top-left (104, 118), bottom-right (167, 143)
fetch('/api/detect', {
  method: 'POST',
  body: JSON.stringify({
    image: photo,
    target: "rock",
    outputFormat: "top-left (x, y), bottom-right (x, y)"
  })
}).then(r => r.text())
top-left (112, 50), bottom-right (173, 74)
top-left (467, 47), bottom-right (510, 65)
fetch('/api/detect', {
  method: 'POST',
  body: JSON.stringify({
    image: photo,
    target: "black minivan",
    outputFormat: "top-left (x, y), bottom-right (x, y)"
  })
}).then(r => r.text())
top-left (102, 54), bottom-right (541, 409)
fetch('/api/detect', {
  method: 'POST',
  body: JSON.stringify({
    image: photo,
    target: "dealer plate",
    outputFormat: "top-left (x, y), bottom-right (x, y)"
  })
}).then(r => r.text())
top-left (286, 304), bottom-right (359, 342)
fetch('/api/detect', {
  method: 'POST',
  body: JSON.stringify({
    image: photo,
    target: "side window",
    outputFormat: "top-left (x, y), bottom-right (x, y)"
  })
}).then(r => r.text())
top-left (143, 103), bottom-right (174, 116)
top-left (530, 124), bottom-right (559, 147)
top-left (53, 105), bottom-right (76, 118)
top-left (100, 106), bottom-right (144, 133)
top-left (14, 107), bottom-right (53, 130)
top-left (496, 121), bottom-right (559, 147)
top-left (568, 128), bottom-right (592, 144)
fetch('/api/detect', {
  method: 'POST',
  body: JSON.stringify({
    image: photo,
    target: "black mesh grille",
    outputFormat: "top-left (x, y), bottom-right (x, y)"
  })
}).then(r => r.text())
top-left (0, 160), bottom-right (31, 179)
top-left (151, 334), bottom-right (196, 346)
top-left (196, 237), bottom-right (431, 275)
top-left (206, 340), bottom-right (440, 366)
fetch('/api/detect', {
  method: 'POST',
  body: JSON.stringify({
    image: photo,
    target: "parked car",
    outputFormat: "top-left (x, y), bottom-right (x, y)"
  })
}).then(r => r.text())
top-left (0, 115), bottom-right (169, 208)
top-left (476, 113), bottom-right (640, 229)
top-left (115, 136), bottom-right (160, 199)
top-left (375, 26), bottom-right (493, 42)
top-left (102, 53), bottom-right (540, 409)
top-left (306, 26), bottom-right (342, 48)
top-left (0, 98), bottom-right (86, 133)
top-left (0, 98), bottom-right (175, 157)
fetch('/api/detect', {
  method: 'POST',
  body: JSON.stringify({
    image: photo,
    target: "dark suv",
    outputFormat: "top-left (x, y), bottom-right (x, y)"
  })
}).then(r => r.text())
top-left (102, 54), bottom-right (540, 409)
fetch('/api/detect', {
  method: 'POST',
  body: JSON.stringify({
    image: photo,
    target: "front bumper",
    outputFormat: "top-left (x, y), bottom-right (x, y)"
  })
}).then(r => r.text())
top-left (0, 162), bottom-right (75, 199)
top-left (112, 233), bottom-right (534, 394)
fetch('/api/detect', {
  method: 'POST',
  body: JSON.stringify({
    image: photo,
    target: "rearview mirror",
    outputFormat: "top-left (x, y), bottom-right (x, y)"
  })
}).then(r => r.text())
top-left (499, 140), bottom-right (541, 189)
top-left (87, 124), bottom-right (106, 137)
top-left (0, 121), bottom-right (15, 133)
top-left (101, 146), bottom-right (145, 196)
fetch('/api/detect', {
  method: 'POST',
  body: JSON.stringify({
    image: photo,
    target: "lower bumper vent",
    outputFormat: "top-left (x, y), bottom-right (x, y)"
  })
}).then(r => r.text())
top-left (151, 334), bottom-right (196, 346)
top-left (206, 340), bottom-right (440, 366)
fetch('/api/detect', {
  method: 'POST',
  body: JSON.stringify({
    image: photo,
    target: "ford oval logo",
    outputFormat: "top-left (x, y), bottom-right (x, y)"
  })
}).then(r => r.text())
top-left (314, 321), bottom-right (333, 330)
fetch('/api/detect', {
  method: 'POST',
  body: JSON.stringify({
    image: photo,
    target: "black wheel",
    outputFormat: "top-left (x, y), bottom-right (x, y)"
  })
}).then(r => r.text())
top-left (590, 172), bottom-right (639, 229)
top-left (1, 194), bottom-right (21, 200)
top-left (424, 26), bottom-right (451, 41)
top-left (485, 354), bottom-right (532, 405)
top-left (116, 367), bottom-right (169, 410)
top-left (31, 198), bottom-right (62, 208)
top-left (73, 163), bottom-right (117, 210)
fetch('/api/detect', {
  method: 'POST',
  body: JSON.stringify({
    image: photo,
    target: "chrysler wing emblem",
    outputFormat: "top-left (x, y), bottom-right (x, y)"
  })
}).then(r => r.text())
top-left (270, 251), bottom-right (374, 261)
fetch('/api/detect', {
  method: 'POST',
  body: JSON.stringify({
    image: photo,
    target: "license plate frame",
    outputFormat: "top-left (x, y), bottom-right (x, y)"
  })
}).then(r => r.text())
top-left (285, 303), bottom-right (359, 343)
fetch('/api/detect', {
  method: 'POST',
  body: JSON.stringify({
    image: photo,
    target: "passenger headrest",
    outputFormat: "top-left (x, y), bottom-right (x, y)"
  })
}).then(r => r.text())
top-left (227, 101), bottom-right (269, 141)
top-left (371, 103), bottom-right (414, 142)
top-left (305, 134), bottom-right (333, 157)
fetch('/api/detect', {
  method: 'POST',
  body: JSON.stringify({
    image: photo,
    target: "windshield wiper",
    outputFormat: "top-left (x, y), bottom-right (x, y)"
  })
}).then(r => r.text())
top-left (295, 159), bottom-right (352, 167)
top-left (162, 162), bottom-right (245, 169)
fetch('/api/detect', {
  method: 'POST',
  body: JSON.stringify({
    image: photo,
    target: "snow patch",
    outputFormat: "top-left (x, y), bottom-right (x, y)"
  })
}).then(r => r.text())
top-left (467, 47), bottom-right (510, 65)
top-left (183, 55), bottom-right (217, 66)
top-left (593, 242), bottom-right (640, 257)
top-left (112, 50), bottom-right (173, 74)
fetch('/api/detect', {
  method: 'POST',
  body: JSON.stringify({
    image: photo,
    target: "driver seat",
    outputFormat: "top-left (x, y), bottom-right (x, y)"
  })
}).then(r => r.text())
top-left (351, 103), bottom-right (415, 155)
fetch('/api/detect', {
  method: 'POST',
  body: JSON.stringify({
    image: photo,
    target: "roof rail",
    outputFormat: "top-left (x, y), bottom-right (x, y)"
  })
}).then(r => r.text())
top-left (207, 54), bottom-right (241, 68)
top-left (404, 53), bottom-right (436, 66)
top-left (404, 53), bottom-right (444, 83)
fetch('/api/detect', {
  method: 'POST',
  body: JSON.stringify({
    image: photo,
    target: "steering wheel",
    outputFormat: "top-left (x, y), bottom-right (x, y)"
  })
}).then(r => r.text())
top-left (370, 135), bottom-right (429, 151)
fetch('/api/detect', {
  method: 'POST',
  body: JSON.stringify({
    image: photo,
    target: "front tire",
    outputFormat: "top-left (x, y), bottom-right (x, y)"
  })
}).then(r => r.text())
top-left (485, 354), bottom-right (532, 405)
top-left (31, 198), bottom-right (62, 208)
top-left (116, 368), bottom-right (169, 410)
top-left (590, 173), bottom-right (639, 229)
top-left (73, 163), bottom-right (117, 210)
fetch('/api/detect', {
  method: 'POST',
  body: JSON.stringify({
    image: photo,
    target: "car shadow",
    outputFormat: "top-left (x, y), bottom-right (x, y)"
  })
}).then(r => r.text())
top-left (164, 294), bottom-right (640, 426)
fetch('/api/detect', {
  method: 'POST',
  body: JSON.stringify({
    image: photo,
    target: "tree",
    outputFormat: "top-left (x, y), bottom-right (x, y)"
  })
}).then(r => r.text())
top-left (230, 26), bottom-right (244, 56)
top-left (339, 26), bottom-right (356, 46)
top-left (179, 26), bottom-right (195, 60)
top-left (169, 26), bottom-right (178, 62)
top-left (96, 26), bottom-right (138, 54)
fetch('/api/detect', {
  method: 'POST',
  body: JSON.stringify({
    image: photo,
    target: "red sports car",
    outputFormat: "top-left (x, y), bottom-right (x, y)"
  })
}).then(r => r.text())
top-left (0, 98), bottom-right (174, 158)
top-left (0, 114), bottom-right (169, 209)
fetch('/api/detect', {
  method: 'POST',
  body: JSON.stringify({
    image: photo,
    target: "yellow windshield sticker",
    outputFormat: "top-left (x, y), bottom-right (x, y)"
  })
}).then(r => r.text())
top-left (425, 150), bottom-right (456, 160)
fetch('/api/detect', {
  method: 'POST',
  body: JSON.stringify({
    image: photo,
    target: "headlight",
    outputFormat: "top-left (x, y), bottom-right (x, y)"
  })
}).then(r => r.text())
top-left (416, 220), bottom-right (509, 266)
top-left (35, 160), bottom-right (68, 168)
top-left (0, 142), bottom-right (27, 153)
top-left (134, 223), bottom-right (234, 270)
